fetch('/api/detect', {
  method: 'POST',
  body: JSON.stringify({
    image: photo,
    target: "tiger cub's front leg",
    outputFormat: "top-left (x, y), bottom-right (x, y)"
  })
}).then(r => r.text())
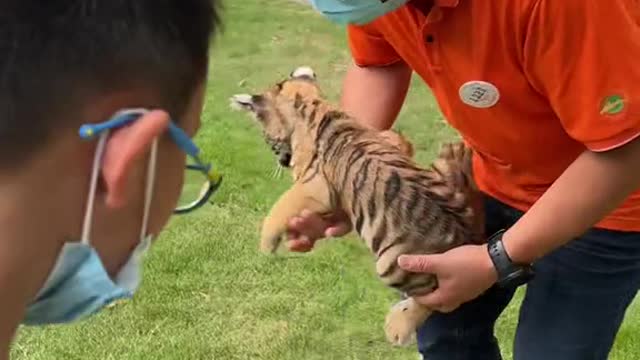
top-left (260, 178), bottom-right (333, 254)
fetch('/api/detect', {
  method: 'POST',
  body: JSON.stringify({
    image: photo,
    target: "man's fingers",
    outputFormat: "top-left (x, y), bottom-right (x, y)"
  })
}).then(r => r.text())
top-left (397, 254), bottom-right (439, 273)
top-left (413, 291), bottom-right (454, 312)
top-left (287, 236), bottom-right (314, 252)
top-left (288, 242), bottom-right (313, 252)
top-left (286, 210), bottom-right (351, 253)
top-left (286, 210), bottom-right (328, 240)
top-left (325, 222), bottom-right (351, 237)
top-left (286, 228), bottom-right (300, 240)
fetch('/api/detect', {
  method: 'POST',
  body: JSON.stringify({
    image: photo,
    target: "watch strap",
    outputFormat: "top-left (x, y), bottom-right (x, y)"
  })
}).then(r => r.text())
top-left (487, 229), bottom-right (534, 288)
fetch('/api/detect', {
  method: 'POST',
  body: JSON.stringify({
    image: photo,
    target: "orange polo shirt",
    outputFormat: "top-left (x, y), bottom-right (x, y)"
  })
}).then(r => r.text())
top-left (347, 0), bottom-right (640, 231)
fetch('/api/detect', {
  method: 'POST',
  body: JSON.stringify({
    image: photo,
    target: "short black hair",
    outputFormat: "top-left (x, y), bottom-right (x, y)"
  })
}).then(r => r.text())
top-left (0, 0), bottom-right (222, 168)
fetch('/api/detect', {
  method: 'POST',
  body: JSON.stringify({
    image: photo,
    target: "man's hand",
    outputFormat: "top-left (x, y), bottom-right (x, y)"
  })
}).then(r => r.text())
top-left (286, 209), bottom-right (351, 252)
top-left (397, 244), bottom-right (498, 313)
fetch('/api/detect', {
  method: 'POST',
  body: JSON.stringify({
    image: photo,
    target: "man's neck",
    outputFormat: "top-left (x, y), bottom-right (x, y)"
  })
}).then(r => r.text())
top-left (0, 185), bottom-right (57, 358)
top-left (0, 156), bottom-right (84, 351)
top-left (409, 0), bottom-right (435, 16)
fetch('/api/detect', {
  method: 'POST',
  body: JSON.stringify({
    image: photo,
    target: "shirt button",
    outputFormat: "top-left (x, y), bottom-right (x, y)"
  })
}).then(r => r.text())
top-left (425, 34), bottom-right (435, 43)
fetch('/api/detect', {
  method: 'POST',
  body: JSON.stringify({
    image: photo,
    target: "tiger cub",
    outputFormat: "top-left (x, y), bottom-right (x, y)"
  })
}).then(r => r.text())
top-left (230, 66), bottom-right (482, 346)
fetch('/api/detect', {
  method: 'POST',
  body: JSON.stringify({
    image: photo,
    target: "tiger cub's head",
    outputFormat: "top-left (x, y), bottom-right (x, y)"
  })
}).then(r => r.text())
top-left (230, 66), bottom-right (322, 168)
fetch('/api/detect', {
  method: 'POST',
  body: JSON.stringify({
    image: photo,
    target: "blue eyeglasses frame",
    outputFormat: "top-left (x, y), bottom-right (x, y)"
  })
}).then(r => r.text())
top-left (78, 109), bottom-right (222, 214)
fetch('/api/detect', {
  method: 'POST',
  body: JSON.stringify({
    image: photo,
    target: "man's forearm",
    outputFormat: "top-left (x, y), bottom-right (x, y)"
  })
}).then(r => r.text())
top-left (503, 137), bottom-right (640, 264)
top-left (340, 61), bottom-right (412, 130)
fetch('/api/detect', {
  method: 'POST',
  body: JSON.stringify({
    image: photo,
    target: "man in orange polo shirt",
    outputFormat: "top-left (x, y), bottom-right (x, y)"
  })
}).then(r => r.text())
top-left (285, 0), bottom-right (640, 359)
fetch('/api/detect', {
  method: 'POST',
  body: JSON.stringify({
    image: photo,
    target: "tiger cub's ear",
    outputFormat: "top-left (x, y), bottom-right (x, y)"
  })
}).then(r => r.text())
top-left (289, 66), bottom-right (316, 81)
top-left (230, 94), bottom-right (263, 112)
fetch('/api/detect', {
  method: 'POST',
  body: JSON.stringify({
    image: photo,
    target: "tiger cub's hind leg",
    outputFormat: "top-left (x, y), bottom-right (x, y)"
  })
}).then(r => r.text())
top-left (384, 297), bottom-right (433, 346)
top-left (260, 180), bottom-right (333, 254)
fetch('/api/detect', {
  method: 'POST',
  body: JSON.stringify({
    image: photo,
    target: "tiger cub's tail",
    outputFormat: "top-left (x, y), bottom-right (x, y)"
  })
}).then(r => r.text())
top-left (378, 129), bottom-right (415, 158)
top-left (432, 141), bottom-right (484, 243)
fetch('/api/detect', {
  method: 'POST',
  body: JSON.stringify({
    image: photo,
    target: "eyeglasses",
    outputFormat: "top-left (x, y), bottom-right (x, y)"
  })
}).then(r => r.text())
top-left (78, 109), bottom-right (222, 215)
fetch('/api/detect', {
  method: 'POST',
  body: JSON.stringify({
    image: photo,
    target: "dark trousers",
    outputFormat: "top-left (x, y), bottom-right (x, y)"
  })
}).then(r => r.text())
top-left (417, 195), bottom-right (640, 360)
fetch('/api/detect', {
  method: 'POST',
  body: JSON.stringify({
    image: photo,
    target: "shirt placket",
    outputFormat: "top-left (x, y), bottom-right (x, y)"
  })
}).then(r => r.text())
top-left (421, 6), bottom-right (443, 73)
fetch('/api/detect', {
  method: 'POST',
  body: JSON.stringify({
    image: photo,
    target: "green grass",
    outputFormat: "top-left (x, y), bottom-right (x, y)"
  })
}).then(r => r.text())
top-left (11, 1), bottom-right (640, 359)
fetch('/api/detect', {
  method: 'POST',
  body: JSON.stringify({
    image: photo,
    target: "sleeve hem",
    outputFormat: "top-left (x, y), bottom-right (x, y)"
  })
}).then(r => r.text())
top-left (586, 128), bottom-right (640, 152)
top-left (352, 58), bottom-right (403, 68)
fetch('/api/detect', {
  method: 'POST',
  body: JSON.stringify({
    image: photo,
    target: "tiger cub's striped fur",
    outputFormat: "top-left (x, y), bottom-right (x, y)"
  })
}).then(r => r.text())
top-left (231, 66), bottom-right (482, 346)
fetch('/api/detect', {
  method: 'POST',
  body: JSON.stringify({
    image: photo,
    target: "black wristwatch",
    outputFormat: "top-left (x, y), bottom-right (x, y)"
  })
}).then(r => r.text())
top-left (487, 229), bottom-right (535, 288)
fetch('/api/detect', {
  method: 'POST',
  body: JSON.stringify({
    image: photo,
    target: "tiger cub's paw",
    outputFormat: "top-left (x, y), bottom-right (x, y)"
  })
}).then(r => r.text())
top-left (384, 298), bottom-right (432, 347)
top-left (259, 216), bottom-right (286, 254)
top-left (384, 299), bottom-right (417, 346)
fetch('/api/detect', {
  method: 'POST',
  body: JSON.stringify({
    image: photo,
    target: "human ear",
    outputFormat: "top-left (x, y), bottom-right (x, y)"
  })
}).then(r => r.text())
top-left (100, 110), bottom-right (170, 208)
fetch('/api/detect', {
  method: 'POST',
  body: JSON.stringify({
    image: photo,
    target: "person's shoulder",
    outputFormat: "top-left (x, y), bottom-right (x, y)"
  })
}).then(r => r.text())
top-left (522, 0), bottom-right (638, 20)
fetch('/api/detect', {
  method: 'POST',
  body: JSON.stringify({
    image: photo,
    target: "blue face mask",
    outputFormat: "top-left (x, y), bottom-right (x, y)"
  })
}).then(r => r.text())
top-left (22, 109), bottom-right (159, 325)
top-left (308, 0), bottom-right (409, 25)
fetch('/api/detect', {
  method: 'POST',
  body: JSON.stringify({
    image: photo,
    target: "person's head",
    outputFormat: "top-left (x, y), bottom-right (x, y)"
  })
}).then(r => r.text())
top-left (308, 0), bottom-right (410, 25)
top-left (0, 0), bottom-right (222, 328)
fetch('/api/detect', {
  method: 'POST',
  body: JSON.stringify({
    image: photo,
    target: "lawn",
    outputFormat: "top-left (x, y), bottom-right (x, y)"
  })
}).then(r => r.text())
top-left (11, 1), bottom-right (640, 359)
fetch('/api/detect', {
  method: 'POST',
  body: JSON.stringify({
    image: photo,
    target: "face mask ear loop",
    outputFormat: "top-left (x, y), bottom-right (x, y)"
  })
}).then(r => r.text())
top-left (80, 131), bottom-right (110, 246)
top-left (140, 138), bottom-right (158, 241)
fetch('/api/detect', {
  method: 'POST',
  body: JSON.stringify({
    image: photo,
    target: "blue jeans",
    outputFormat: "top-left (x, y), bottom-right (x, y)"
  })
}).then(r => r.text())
top-left (417, 195), bottom-right (640, 360)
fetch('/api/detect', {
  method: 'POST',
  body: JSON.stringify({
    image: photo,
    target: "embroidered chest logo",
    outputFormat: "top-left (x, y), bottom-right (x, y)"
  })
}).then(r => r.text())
top-left (459, 81), bottom-right (500, 109)
top-left (600, 95), bottom-right (625, 116)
